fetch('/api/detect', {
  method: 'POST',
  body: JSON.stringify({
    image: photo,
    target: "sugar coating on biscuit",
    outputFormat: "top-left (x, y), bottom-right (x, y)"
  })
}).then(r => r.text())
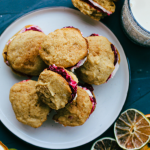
top-left (77, 36), bottom-right (115, 85)
top-left (9, 80), bottom-right (50, 128)
top-left (72, 0), bottom-right (116, 21)
top-left (53, 86), bottom-right (93, 127)
top-left (36, 68), bottom-right (78, 110)
top-left (3, 30), bottom-right (47, 76)
top-left (40, 28), bottom-right (88, 68)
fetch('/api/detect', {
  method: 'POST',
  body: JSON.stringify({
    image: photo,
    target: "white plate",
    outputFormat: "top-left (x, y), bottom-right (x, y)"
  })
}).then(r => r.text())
top-left (0, 7), bottom-right (129, 149)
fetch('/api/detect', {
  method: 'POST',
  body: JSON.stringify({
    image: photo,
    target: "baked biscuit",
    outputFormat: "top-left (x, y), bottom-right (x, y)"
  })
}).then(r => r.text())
top-left (76, 35), bottom-right (120, 85)
top-left (9, 80), bottom-right (50, 128)
top-left (39, 27), bottom-right (88, 68)
top-left (72, 0), bottom-right (117, 21)
top-left (53, 85), bottom-right (96, 127)
top-left (35, 65), bottom-right (78, 110)
top-left (2, 25), bottom-right (47, 76)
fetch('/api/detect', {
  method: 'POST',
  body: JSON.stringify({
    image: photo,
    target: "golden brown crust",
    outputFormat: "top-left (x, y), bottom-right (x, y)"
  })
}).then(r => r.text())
top-left (77, 36), bottom-right (115, 85)
top-left (2, 26), bottom-right (47, 76)
top-left (35, 69), bottom-right (78, 110)
top-left (40, 28), bottom-right (88, 68)
top-left (53, 86), bottom-right (93, 127)
top-left (72, 0), bottom-right (116, 21)
top-left (9, 80), bottom-right (50, 128)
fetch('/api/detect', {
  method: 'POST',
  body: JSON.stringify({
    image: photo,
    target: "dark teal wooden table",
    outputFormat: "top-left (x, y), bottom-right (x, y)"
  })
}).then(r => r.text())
top-left (1, 0), bottom-right (150, 149)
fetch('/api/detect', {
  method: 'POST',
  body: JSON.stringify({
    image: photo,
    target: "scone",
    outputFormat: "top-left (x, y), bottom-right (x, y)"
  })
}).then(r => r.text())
top-left (72, 0), bottom-right (117, 21)
top-left (76, 34), bottom-right (120, 85)
top-left (53, 85), bottom-right (96, 127)
top-left (39, 27), bottom-right (88, 68)
top-left (35, 65), bottom-right (78, 110)
top-left (2, 25), bottom-right (47, 76)
top-left (9, 80), bottom-right (50, 128)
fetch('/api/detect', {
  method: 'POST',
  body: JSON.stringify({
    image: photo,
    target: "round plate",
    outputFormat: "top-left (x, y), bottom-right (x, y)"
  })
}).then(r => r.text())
top-left (0, 7), bottom-right (129, 149)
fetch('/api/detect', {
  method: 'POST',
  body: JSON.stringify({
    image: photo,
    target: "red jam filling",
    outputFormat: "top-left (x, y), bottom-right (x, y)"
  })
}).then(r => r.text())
top-left (107, 44), bottom-right (119, 81)
top-left (63, 26), bottom-right (74, 28)
top-left (111, 44), bottom-right (118, 66)
top-left (22, 26), bottom-right (43, 33)
top-left (20, 79), bottom-right (30, 83)
top-left (5, 61), bottom-right (10, 66)
top-left (79, 83), bottom-right (96, 114)
top-left (47, 65), bottom-right (77, 102)
top-left (90, 33), bottom-right (99, 36)
top-left (81, 0), bottom-right (110, 15)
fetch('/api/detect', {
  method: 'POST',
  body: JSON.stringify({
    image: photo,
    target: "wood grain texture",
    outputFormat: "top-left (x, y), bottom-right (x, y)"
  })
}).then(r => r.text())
top-left (1, 0), bottom-right (150, 149)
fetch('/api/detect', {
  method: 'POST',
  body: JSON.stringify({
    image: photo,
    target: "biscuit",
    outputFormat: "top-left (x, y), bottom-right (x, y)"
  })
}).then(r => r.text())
top-left (9, 80), bottom-right (50, 128)
top-left (53, 86), bottom-right (96, 127)
top-left (2, 25), bottom-right (47, 76)
top-left (76, 35), bottom-right (120, 85)
top-left (39, 27), bottom-right (88, 68)
top-left (72, 0), bottom-right (116, 21)
top-left (35, 65), bottom-right (78, 110)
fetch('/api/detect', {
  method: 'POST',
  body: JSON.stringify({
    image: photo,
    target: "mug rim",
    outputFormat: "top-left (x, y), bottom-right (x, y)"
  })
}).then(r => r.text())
top-left (128, 0), bottom-right (150, 34)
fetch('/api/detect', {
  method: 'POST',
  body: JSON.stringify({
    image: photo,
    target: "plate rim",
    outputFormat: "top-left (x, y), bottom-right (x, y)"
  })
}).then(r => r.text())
top-left (0, 6), bottom-right (129, 149)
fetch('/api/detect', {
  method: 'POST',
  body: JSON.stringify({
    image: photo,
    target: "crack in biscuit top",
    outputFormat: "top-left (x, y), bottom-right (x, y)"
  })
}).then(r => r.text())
top-left (81, 0), bottom-right (112, 15)
top-left (79, 83), bottom-right (96, 114)
top-left (47, 65), bottom-right (77, 102)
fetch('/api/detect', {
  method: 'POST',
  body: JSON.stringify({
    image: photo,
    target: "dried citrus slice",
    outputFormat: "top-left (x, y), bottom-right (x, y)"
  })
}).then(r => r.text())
top-left (146, 114), bottom-right (150, 121)
top-left (140, 115), bottom-right (150, 150)
top-left (0, 141), bottom-right (8, 150)
top-left (91, 137), bottom-right (122, 150)
top-left (140, 143), bottom-right (150, 150)
top-left (114, 109), bottom-right (150, 150)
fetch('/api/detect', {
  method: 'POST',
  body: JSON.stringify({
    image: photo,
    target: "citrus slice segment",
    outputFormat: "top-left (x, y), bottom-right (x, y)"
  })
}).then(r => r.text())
top-left (114, 109), bottom-right (150, 150)
top-left (91, 137), bottom-right (122, 150)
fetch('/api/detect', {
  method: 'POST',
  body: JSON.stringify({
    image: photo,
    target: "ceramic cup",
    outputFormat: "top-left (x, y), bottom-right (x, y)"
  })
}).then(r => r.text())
top-left (121, 0), bottom-right (150, 47)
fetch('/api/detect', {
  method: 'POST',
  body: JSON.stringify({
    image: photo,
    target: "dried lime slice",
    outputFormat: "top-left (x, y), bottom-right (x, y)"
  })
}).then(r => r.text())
top-left (91, 137), bottom-right (122, 150)
top-left (114, 109), bottom-right (150, 150)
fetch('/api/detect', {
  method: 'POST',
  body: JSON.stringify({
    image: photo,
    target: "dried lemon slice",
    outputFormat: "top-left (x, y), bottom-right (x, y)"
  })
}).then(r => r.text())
top-left (91, 137), bottom-right (122, 150)
top-left (114, 109), bottom-right (150, 150)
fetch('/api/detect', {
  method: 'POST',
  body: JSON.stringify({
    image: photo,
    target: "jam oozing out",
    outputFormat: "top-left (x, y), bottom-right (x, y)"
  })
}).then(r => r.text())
top-left (63, 26), bottom-right (75, 28)
top-left (90, 33), bottom-right (99, 36)
top-left (20, 79), bottom-right (30, 83)
top-left (5, 61), bottom-right (10, 66)
top-left (68, 57), bottom-right (87, 72)
top-left (107, 44), bottom-right (119, 82)
top-left (81, 0), bottom-right (112, 15)
top-left (79, 83), bottom-right (96, 114)
top-left (7, 26), bottom-right (43, 46)
top-left (111, 44), bottom-right (118, 66)
top-left (47, 65), bottom-right (77, 102)
top-left (20, 25), bottom-right (43, 33)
